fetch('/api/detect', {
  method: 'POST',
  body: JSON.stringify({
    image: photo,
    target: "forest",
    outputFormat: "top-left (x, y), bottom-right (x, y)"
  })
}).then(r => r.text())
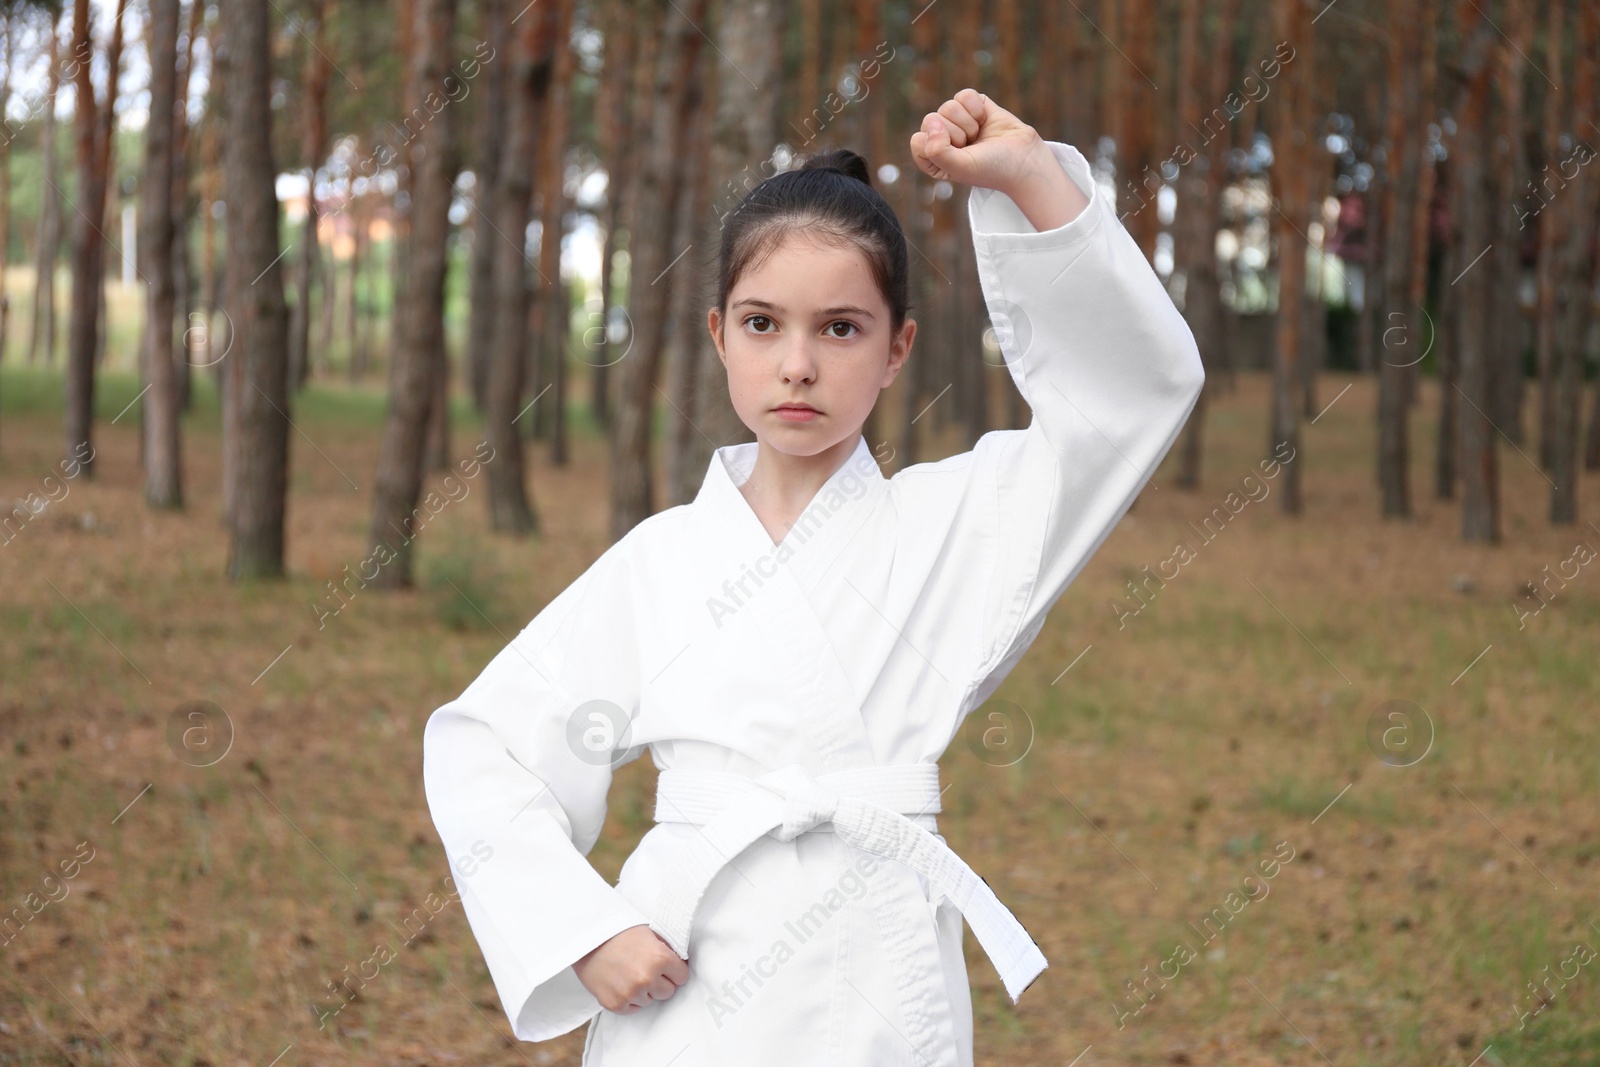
top-left (1, 1), bottom-right (1597, 1065)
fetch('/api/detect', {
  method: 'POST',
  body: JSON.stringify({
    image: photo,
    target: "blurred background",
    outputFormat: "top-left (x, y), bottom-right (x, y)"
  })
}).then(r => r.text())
top-left (1, 0), bottom-right (1597, 1064)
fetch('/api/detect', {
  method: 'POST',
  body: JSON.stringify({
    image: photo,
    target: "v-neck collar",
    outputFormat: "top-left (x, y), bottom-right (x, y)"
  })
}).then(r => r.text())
top-left (692, 433), bottom-right (886, 574)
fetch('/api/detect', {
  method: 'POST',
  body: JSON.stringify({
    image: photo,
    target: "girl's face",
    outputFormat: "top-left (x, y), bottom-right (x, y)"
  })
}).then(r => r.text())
top-left (708, 233), bottom-right (914, 459)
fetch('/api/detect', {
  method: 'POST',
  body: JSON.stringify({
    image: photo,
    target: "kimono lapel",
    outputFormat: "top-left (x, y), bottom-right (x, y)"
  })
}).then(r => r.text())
top-left (688, 435), bottom-right (887, 772)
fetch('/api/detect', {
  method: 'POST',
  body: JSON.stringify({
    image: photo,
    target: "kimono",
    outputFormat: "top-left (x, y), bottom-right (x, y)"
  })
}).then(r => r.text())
top-left (422, 139), bottom-right (1206, 1066)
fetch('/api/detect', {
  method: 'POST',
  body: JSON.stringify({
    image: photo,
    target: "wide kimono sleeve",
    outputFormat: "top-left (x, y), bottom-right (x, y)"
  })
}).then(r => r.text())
top-left (961, 138), bottom-right (1206, 703)
top-left (422, 540), bottom-right (654, 1042)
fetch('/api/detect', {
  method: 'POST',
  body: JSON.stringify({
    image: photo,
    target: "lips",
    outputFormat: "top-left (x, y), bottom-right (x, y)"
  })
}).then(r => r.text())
top-left (773, 403), bottom-right (821, 423)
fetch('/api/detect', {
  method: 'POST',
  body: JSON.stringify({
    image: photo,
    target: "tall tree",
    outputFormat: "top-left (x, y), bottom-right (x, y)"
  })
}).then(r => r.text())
top-left (288, 0), bottom-right (333, 394)
top-left (1376, 0), bottom-right (1435, 518)
top-left (1173, 0), bottom-right (1240, 489)
top-left (170, 0), bottom-right (203, 410)
top-left (482, 0), bottom-right (564, 533)
top-left (1488, 0), bottom-right (1531, 442)
top-left (589, 0), bottom-right (646, 429)
top-left (141, 0), bottom-right (183, 507)
top-left (370, 0), bottom-right (460, 588)
top-left (221, 0), bottom-right (292, 579)
top-left (1548, 0), bottom-right (1598, 523)
top-left (1268, 0), bottom-right (1310, 514)
top-left (527, 0), bottom-right (574, 463)
top-left (608, 0), bottom-right (704, 539)
top-left (1448, 0), bottom-right (1502, 542)
top-left (62, 0), bottom-right (127, 478)
top-left (466, 0), bottom-right (506, 414)
top-left (1533, 0), bottom-right (1564, 472)
top-left (27, 8), bottom-right (62, 367)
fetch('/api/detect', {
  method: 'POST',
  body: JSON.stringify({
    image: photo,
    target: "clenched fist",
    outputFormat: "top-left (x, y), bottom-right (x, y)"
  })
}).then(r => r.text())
top-left (909, 87), bottom-right (1089, 232)
top-left (574, 924), bottom-right (690, 1014)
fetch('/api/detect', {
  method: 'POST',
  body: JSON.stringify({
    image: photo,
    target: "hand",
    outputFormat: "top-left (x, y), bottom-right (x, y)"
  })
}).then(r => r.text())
top-left (909, 88), bottom-right (1089, 231)
top-left (573, 924), bottom-right (689, 1014)
top-left (909, 88), bottom-right (1043, 194)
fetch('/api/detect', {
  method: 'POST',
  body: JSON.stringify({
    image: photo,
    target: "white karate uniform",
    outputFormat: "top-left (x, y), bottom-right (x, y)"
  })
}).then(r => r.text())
top-left (423, 139), bottom-right (1205, 1066)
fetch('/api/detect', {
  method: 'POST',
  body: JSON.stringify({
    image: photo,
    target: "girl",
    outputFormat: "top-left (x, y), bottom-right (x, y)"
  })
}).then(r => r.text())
top-left (424, 88), bottom-right (1205, 1066)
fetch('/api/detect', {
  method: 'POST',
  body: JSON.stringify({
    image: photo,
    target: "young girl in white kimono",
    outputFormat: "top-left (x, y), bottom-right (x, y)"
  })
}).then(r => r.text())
top-left (424, 89), bottom-right (1205, 1066)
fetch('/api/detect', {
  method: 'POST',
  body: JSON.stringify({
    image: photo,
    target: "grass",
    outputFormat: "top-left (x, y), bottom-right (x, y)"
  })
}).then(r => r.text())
top-left (1, 361), bottom-right (1598, 1065)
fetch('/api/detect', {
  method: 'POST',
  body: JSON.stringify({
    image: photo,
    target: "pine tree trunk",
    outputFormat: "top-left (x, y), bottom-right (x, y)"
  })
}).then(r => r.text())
top-left (171, 0), bottom-right (203, 410)
top-left (1268, 0), bottom-right (1309, 514)
top-left (142, 0), bottom-right (183, 508)
top-left (609, 0), bottom-right (706, 539)
top-left (1450, 2), bottom-right (1501, 542)
top-left (222, 0), bottom-right (293, 579)
top-left (528, 0), bottom-right (573, 462)
top-left (28, 15), bottom-right (62, 367)
top-left (467, 0), bottom-right (507, 415)
top-left (63, 0), bottom-right (126, 477)
top-left (1533, 0), bottom-right (1563, 472)
top-left (370, 0), bottom-right (459, 587)
top-left (1548, 1), bottom-right (1597, 522)
top-left (288, 0), bottom-right (332, 394)
top-left (483, 0), bottom-right (564, 533)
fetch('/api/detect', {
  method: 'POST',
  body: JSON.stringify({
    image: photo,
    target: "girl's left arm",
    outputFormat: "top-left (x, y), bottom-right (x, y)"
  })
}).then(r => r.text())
top-left (962, 139), bottom-right (1206, 702)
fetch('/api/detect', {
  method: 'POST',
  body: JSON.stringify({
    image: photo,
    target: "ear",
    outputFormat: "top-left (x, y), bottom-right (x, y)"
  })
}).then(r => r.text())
top-left (707, 306), bottom-right (727, 367)
top-left (881, 317), bottom-right (915, 389)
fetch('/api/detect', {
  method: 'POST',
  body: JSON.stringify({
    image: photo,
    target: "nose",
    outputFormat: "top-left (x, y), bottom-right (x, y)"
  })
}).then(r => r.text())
top-left (778, 335), bottom-right (818, 386)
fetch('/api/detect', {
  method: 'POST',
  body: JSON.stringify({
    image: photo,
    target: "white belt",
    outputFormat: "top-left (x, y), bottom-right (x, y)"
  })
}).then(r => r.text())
top-left (647, 763), bottom-right (1048, 1004)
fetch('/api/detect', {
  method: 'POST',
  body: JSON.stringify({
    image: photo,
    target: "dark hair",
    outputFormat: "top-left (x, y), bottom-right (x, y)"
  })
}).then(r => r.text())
top-left (714, 147), bottom-right (911, 337)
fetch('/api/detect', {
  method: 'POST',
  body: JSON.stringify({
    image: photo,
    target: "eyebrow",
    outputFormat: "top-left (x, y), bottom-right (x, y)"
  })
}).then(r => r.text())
top-left (731, 298), bottom-right (876, 319)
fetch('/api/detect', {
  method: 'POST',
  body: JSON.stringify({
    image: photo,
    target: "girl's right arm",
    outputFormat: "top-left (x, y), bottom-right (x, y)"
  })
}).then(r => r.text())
top-left (422, 542), bottom-right (683, 1039)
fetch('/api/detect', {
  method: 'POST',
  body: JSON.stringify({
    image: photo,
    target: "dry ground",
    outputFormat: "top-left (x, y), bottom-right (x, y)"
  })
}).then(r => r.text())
top-left (1, 364), bottom-right (1597, 1066)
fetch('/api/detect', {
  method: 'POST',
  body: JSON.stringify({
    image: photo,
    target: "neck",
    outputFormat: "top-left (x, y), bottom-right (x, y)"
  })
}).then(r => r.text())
top-left (742, 431), bottom-right (863, 514)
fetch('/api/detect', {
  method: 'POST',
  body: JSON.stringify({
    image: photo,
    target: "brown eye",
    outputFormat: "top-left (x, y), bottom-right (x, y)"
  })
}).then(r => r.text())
top-left (744, 315), bottom-right (774, 334)
top-left (827, 321), bottom-right (859, 338)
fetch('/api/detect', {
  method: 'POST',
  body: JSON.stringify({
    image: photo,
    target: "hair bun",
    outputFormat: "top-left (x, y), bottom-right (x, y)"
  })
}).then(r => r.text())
top-left (799, 147), bottom-right (873, 187)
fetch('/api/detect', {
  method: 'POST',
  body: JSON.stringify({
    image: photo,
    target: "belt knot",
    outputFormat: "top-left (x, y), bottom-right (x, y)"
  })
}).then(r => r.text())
top-left (757, 765), bottom-right (840, 842)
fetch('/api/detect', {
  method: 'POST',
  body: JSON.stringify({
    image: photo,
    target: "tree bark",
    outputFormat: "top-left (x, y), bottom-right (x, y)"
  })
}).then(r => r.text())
top-left (28, 14), bottom-right (62, 368)
top-left (63, 0), bottom-right (127, 478)
top-left (370, 0), bottom-right (459, 587)
top-left (1548, 1), bottom-right (1597, 522)
top-left (1450, 1), bottom-right (1502, 542)
top-left (1268, 0), bottom-right (1309, 514)
top-left (467, 0), bottom-right (507, 415)
top-left (483, 0), bottom-right (564, 534)
top-left (171, 0), bottom-right (203, 410)
top-left (141, 0), bottom-right (183, 508)
top-left (609, 0), bottom-right (706, 539)
top-left (589, 0), bottom-right (641, 429)
top-left (288, 0), bottom-right (332, 395)
top-left (528, 0), bottom-right (574, 463)
top-left (222, 0), bottom-right (293, 579)
top-left (1533, 0), bottom-right (1563, 472)
top-left (1173, 0), bottom-right (1238, 489)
